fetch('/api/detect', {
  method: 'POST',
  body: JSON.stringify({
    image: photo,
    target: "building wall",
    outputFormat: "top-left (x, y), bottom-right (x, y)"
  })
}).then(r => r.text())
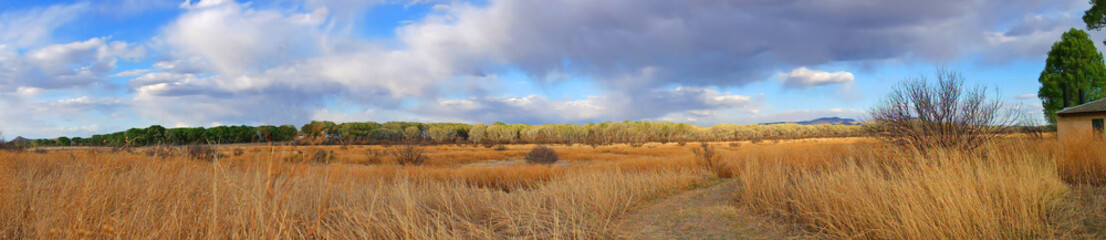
top-left (1057, 112), bottom-right (1106, 141)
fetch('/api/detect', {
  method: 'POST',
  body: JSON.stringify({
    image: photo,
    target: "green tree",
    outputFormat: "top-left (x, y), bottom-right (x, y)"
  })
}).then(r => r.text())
top-left (1085, 0), bottom-right (1106, 42)
top-left (56, 136), bottom-right (71, 146)
top-left (276, 125), bottom-right (298, 141)
top-left (146, 125), bottom-right (167, 145)
top-left (300, 121), bottom-right (336, 139)
top-left (1039, 28), bottom-right (1106, 124)
top-left (124, 128), bottom-right (147, 146)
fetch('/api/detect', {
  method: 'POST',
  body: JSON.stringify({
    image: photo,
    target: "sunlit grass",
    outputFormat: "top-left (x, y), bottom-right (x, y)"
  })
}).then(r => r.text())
top-left (1, 136), bottom-right (1102, 239)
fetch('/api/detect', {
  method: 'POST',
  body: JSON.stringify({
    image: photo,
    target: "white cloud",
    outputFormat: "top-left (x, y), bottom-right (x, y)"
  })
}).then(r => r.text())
top-left (416, 87), bottom-right (756, 124)
top-left (0, 0), bottom-right (1079, 137)
top-left (164, 1), bottom-right (328, 74)
top-left (118, 0), bottom-right (1087, 130)
top-left (0, 4), bottom-right (144, 138)
top-left (778, 67), bottom-right (854, 88)
top-left (179, 0), bottom-right (234, 9)
top-left (1015, 93), bottom-right (1038, 99)
top-left (0, 3), bottom-right (88, 48)
top-left (980, 13), bottom-right (1080, 63)
top-left (0, 38), bottom-right (145, 90)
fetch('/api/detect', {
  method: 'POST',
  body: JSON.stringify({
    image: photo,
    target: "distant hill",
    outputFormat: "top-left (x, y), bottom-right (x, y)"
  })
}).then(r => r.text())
top-left (761, 117), bottom-right (862, 126)
top-left (7, 136), bottom-right (31, 145)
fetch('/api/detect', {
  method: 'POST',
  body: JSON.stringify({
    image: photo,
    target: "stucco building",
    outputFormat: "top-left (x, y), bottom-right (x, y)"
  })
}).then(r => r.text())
top-left (1056, 98), bottom-right (1106, 140)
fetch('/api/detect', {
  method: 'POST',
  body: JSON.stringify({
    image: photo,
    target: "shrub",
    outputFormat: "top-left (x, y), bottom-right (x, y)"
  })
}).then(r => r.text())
top-left (392, 144), bottom-right (427, 165)
top-left (311, 149), bottom-right (334, 163)
top-left (364, 149), bottom-right (387, 165)
top-left (233, 148), bottom-right (245, 156)
top-left (185, 145), bottom-right (218, 162)
top-left (147, 146), bottom-right (175, 158)
top-left (749, 136), bottom-right (764, 144)
top-left (526, 145), bottom-right (559, 165)
top-left (493, 145), bottom-right (508, 151)
top-left (868, 69), bottom-right (1013, 153)
top-left (691, 142), bottom-right (729, 178)
top-left (282, 151), bottom-right (305, 163)
top-left (0, 142), bottom-right (24, 152)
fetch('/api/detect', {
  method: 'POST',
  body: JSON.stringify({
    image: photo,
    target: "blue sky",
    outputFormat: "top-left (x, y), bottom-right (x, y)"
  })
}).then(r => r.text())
top-left (0, 0), bottom-right (1100, 138)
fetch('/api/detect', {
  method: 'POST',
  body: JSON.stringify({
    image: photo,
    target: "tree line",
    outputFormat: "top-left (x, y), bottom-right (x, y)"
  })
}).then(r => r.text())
top-left (22, 121), bottom-right (864, 147)
top-left (29, 125), bottom-right (299, 147)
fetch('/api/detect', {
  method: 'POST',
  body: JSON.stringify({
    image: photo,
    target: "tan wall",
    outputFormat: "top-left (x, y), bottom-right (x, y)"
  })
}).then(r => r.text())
top-left (1057, 113), bottom-right (1106, 141)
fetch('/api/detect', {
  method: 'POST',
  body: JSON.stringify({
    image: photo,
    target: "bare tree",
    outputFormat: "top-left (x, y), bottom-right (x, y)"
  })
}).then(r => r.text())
top-left (868, 69), bottom-right (1015, 152)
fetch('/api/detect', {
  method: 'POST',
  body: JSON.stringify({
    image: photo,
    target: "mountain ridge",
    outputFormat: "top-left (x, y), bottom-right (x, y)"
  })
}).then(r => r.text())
top-left (760, 117), bottom-right (861, 126)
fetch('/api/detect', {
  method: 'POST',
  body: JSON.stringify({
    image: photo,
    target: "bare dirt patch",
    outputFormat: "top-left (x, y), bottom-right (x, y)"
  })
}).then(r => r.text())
top-left (618, 179), bottom-right (818, 240)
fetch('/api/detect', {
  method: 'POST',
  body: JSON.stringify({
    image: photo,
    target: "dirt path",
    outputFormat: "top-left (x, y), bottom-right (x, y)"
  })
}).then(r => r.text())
top-left (617, 179), bottom-right (812, 240)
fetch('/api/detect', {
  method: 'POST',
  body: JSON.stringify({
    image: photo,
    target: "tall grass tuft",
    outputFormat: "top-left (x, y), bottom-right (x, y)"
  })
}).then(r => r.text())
top-left (732, 140), bottom-right (1072, 239)
top-left (1057, 133), bottom-right (1106, 185)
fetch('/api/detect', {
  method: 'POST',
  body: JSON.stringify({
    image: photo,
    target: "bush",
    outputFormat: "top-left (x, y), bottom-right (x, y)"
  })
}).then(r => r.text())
top-left (691, 142), bottom-right (729, 178)
top-left (0, 142), bottom-right (23, 152)
top-left (749, 136), bottom-right (764, 144)
top-left (185, 145), bottom-right (218, 162)
top-left (493, 145), bottom-right (508, 151)
top-left (146, 146), bottom-right (175, 158)
top-left (233, 148), bottom-right (245, 156)
top-left (391, 144), bottom-right (427, 165)
top-left (0, 133), bottom-right (28, 150)
top-left (311, 149), bottom-right (334, 163)
top-left (868, 69), bottom-right (1012, 152)
top-left (364, 149), bottom-right (386, 165)
top-left (525, 145), bottom-right (559, 165)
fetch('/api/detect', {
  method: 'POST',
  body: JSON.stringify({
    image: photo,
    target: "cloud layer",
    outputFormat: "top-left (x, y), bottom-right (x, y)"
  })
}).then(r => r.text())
top-left (778, 67), bottom-right (855, 88)
top-left (0, 0), bottom-right (1092, 137)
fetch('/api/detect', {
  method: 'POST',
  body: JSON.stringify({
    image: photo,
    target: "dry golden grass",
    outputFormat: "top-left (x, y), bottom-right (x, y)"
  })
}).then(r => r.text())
top-left (729, 137), bottom-right (1106, 239)
top-left (1056, 134), bottom-right (1106, 186)
top-left (0, 144), bottom-right (710, 239)
top-left (2, 136), bottom-right (1103, 239)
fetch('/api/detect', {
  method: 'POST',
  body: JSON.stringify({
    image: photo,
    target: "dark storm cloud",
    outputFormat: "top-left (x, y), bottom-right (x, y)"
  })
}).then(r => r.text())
top-left (413, 0), bottom-right (1074, 89)
top-left (124, 0), bottom-right (1086, 126)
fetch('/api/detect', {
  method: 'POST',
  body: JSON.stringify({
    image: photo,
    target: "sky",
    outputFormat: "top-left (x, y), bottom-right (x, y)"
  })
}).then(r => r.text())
top-left (0, 0), bottom-right (1102, 139)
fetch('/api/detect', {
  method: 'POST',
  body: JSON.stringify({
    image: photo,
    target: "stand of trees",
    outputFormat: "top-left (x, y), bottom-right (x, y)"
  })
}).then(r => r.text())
top-left (28, 125), bottom-right (298, 147)
top-left (1038, 28), bottom-right (1106, 124)
top-left (25, 121), bottom-right (865, 147)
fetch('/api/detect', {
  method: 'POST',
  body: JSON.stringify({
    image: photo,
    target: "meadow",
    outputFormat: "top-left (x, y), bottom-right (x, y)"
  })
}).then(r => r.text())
top-left (0, 135), bottom-right (1103, 239)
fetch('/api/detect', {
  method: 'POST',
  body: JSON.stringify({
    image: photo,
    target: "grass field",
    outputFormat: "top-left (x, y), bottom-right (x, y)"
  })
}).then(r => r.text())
top-left (0, 136), bottom-right (1103, 239)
